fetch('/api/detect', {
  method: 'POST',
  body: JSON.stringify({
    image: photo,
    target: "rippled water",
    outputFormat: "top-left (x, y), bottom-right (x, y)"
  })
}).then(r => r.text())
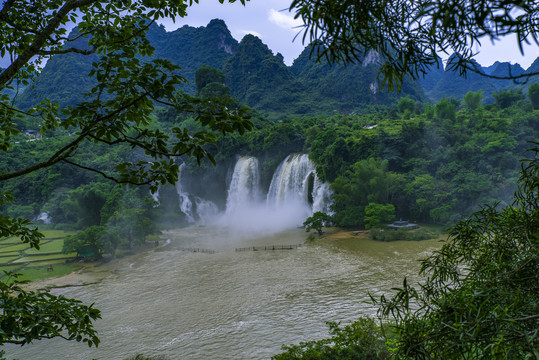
top-left (5, 227), bottom-right (441, 360)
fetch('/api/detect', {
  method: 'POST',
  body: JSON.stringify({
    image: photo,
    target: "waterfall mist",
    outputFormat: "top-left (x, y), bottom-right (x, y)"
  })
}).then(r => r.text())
top-left (217, 154), bottom-right (331, 237)
top-left (154, 154), bottom-right (333, 238)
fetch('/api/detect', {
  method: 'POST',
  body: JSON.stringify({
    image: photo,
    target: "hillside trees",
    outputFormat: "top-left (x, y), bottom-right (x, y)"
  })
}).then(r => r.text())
top-left (493, 88), bottom-right (526, 109)
top-left (0, 0), bottom-right (250, 348)
top-left (331, 158), bottom-right (404, 227)
top-left (528, 83), bottom-right (539, 109)
top-left (195, 65), bottom-right (226, 94)
top-left (463, 90), bottom-right (483, 110)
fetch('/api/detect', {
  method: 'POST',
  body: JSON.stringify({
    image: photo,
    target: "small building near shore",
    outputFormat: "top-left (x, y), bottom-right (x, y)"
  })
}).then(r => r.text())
top-left (387, 220), bottom-right (419, 229)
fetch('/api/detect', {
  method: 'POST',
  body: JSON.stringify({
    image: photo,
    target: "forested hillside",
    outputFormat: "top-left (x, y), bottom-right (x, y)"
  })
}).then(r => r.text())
top-left (14, 19), bottom-right (431, 119)
top-left (13, 19), bottom-right (538, 117)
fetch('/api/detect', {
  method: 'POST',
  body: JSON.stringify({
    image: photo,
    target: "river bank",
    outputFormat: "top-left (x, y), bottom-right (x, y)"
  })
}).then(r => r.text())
top-left (22, 226), bottom-right (444, 292)
top-left (21, 240), bottom-right (170, 292)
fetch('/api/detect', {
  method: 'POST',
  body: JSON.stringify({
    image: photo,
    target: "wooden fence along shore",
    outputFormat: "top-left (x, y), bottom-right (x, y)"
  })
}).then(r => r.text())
top-left (235, 244), bottom-right (302, 252)
top-left (177, 245), bottom-right (302, 253)
top-left (177, 248), bottom-right (216, 254)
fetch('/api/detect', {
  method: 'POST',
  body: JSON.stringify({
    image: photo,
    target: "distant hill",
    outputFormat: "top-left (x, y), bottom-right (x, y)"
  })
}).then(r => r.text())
top-left (427, 55), bottom-right (498, 102)
top-left (17, 20), bottom-right (238, 109)
top-left (223, 40), bottom-right (426, 117)
top-left (419, 61), bottom-right (445, 93)
top-left (524, 57), bottom-right (539, 86)
top-left (148, 19), bottom-right (238, 93)
top-left (16, 29), bottom-right (98, 110)
top-left (15, 19), bottom-right (538, 113)
top-left (423, 55), bottom-right (537, 103)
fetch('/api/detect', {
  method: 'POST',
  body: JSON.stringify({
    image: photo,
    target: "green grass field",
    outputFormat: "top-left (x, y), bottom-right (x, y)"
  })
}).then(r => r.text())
top-left (0, 230), bottom-right (80, 281)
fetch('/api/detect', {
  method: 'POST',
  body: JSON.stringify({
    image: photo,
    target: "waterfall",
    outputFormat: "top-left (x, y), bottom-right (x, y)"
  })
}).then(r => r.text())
top-left (150, 186), bottom-right (160, 207)
top-left (267, 153), bottom-right (333, 214)
top-left (195, 197), bottom-right (219, 224)
top-left (219, 153), bottom-right (332, 234)
top-left (176, 163), bottom-right (195, 223)
top-left (36, 212), bottom-right (51, 224)
top-left (226, 156), bottom-right (261, 214)
top-left (267, 154), bottom-right (315, 208)
top-left (312, 178), bottom-right (333, 214)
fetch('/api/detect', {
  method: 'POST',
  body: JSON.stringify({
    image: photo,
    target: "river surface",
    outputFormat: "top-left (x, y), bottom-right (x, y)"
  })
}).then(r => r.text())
top-left (5, 226), bottom-right (442, 360)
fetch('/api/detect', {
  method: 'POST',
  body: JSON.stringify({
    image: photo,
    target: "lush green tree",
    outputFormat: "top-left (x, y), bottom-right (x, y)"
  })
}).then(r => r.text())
top-left (0, 272), bottom-right (100, 347)
top-left (331, 158), bottom-right (403, 227)
top-left (528, 83), bottom-right (539, 110)
top-left (493, 88), bottom-right (526, 109)
top-left (290, 0), bottom-right (538, 89)
top-left (434, 97), bottom-right (456, 122)
top-left (405, 174), bottom-right (453, 223)
top-left (59, 182), bottom-right (111, 228)
top-left (62, 225), bottom-right (105, 256)
top-left (272, 318), bottom-right (387, 360)
top-left (303, 211), bottom-right (333, 235)
top-left (463, 90), bottom-right (483, 110)
top-left (195, 65), bottom-right (226, 93)
top-left (0, 0), bottom-right (249, 348)
top-left (397, 96), bottom-right (416, 114)
top-left (364, 203), bottom-right (395, 229)
top-left (199, 82), bottom-right (232, 99)
top-left (106, 188), bottom-right (158, 248)
top-left (376, 146), bottom-right (539, 358)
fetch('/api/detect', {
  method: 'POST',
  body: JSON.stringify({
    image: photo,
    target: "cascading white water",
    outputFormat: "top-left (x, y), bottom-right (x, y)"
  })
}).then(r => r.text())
top-left (312, 178), bottom-right (333, 214)
top-left (36, 212), bottom-right (51, 224)
top-left (194, 197), bottom-right (219, 224)
top-left (176, 163), bottom-right (195, 223)
top-left (266, 153), bottom-right (333, 214)
top-left (225, 156), bottom-right (261, 214)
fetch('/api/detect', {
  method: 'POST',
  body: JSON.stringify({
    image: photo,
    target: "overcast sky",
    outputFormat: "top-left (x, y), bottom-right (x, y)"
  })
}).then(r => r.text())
top-left (159, 0), bottom-right (538, 69)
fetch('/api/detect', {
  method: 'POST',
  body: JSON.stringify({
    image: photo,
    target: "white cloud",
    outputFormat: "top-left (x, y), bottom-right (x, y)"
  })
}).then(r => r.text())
top-left (268, 9), bottom-right (303, 31)
top-left (237, 29), bottom-right (262, 38)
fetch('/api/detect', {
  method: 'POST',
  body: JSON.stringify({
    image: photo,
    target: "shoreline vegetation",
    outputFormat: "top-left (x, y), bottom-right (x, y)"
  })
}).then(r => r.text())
top-left (0, 230), bottom-right (168, 292)
top-left (4, 225), bottom-right (445, 292)
top-left (312, 224), bottom-right (446, 242)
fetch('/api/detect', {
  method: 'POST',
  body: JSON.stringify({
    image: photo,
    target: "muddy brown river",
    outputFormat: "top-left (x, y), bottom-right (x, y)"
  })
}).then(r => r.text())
top-left (5, 226), bottom-right (441, 360)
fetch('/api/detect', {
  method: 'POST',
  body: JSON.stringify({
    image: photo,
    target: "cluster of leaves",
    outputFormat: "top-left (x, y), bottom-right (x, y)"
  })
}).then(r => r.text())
top-left (290, 0), bottom-right (539, 90)
top-left (0, 272), bottom-right (101, 347)
top-left (272, 318), bottom-right (388, 360)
